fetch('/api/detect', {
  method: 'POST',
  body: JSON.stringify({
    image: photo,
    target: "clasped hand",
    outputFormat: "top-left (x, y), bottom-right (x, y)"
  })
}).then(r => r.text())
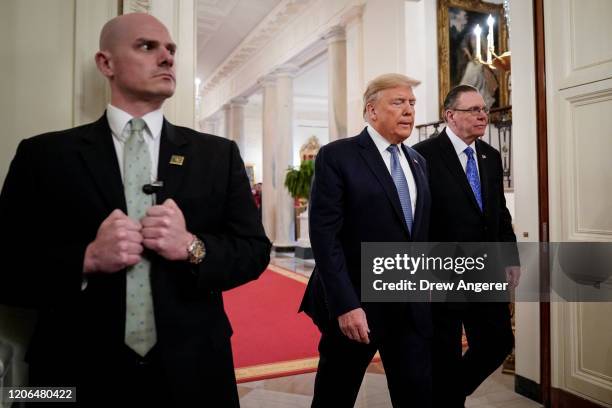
top-left (83, 199), bottom-right (192, 274)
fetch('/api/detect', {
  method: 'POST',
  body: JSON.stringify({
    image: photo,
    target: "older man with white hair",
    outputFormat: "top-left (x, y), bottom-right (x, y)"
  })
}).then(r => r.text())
top-left (301, 73), bottom-right (433, 407)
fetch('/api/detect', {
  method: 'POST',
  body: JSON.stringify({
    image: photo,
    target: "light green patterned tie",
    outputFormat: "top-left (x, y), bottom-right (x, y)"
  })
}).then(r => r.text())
top-left (123, 118), bottom-right (157, 356)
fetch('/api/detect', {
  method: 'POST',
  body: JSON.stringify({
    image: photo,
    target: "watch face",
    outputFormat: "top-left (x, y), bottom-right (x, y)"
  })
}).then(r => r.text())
top-left (189, 239), bottom-right (205, 263)
top-left (194, 243), bottom-right (205, 258)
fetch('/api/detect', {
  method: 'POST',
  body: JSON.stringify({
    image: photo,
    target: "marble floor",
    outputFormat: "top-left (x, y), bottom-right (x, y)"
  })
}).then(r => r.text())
top-left (238, 254), bottom-right (542, 407)
top-left (270, 252), bottom-right (316, 277)
top-left (238, 364), bottom-right (541, 407)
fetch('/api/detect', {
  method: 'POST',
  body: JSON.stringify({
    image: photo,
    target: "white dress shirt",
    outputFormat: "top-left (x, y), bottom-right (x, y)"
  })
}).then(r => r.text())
top-left (445, 126), bottom-right (480, 175)
top-left (106, 104), bottom-right (163, 182)
top-left (367, 125), bottom-right (417, 216)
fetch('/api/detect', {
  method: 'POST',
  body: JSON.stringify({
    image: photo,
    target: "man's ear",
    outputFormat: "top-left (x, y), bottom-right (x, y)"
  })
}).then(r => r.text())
top-left (366, 103), bottom-right (376, 121)
top-left (443, 109), bottom-right (453, 124)
top-left (95, 51), bottom-right (113, 78)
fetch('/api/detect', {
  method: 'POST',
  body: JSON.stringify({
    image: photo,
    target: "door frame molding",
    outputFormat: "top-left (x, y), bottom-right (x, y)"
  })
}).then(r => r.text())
top-left (533, 0), bottom-right (551, 405)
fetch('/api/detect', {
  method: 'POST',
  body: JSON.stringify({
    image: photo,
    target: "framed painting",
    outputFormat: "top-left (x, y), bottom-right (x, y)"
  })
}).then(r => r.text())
top-left (437, 0), bottom-right (509, 115)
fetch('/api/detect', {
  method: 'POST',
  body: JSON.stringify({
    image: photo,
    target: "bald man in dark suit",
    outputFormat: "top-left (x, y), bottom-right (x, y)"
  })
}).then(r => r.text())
top-left (0, 13), bottom-right (270, 406)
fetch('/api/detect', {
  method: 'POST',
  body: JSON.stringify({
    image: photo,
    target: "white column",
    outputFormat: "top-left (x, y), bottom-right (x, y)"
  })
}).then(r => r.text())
top-left (273, 64), bottom-right (299, 250)
top-left (200, 117), bottom-right (218, 135)
top-left (344, 6), bottom-right (366, 136)
top-left (226, 97), bottom-right (248, 153)
top-left (324, 25), bottom-right (348, 141)
top-left (258, 74), bottom-right (277, 241)
top-left (147, 0), bottom-right (196, 128)
top-left (222, 104), bottom-right (231, 139)
top-left (214, 114), bottom-right (222, 136)
top-left (74, 0), bottom-right (117, 125)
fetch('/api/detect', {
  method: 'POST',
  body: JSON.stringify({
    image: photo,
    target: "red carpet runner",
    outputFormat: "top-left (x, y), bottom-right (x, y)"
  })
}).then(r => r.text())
top-left (224, 265), bottom-right (321, 383)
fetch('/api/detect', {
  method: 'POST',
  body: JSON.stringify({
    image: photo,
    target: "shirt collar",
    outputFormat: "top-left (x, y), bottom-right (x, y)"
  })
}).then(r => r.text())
top-left (106, 104), bottom-right (164, 142)
top-left (367, 124), bottom-right (406, 157)
top-left (445, 125), bottom-right (476, 156)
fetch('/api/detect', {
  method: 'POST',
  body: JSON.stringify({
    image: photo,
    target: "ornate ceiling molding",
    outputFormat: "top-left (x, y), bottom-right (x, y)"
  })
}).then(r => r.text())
top-left (197, 0), bottom-right (240, 49)
top-left (120, 0), bottom-right (152, 14)
top-left (273, 63), bottom-right (300, 78)
top-left (229, 96), bottom-right (249, 106)
top-left (202, 0), bottom-right (314, 92)
top-left (323, 25), bottom-right (346, 44)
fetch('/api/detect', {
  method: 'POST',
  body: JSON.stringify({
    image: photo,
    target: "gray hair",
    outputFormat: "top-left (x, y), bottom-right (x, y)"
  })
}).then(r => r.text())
top-left (443, 84), bottom-right (479, 111)
top-left (362, 73), bottom-right (420, 120)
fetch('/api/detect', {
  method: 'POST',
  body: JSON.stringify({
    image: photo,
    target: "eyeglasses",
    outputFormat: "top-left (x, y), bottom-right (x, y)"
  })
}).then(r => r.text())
top-left (452, 107), bottom-right (490, 115)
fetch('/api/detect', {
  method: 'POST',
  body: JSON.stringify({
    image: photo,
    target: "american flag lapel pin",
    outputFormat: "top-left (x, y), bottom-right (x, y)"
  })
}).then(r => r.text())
top-left (170, 155), bottom-right (184, 166)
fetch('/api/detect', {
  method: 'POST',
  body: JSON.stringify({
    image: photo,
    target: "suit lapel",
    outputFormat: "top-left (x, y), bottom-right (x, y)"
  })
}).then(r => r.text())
top-left (437, 131), bottom-right (483, 215)
top-left (156, 120), bottom-right (189, 203)
top-left (402, 145), bottom-right (427, 240)
top-left (78, 117), bottom-right (191, 210)
top-left (79, 115), bottom-right (126, 212)
top-left (356, 129), bottom-right (411, 238)
top-left (475, 139), bottom-right (490, 216)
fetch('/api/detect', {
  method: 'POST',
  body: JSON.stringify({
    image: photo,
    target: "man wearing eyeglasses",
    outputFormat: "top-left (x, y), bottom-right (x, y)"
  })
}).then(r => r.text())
top-left (413, 85), bottom-right (520, 407)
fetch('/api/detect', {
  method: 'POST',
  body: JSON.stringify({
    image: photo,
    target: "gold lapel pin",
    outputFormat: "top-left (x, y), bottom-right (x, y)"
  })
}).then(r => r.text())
top-left (170, 155), bottom-right (184, 166)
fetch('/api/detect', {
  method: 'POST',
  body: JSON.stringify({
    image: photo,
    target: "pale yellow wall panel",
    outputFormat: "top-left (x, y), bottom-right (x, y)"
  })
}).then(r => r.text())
top-left (564, 302), bottom-right (612, 405)
top-left (0, 0), bottom-right (76, 186)
top-left (546, 0), bottom-right (612, 403)
top-left (572, 95), bottom-right (612, 234)
top-left (570, 0), bottom-right (612, 72)
top-left (550, 0), bottom-right (612, 90)
top-left (12, 0), bottom-right (76, 135)
top-left (577, 303), bottom-right (612, 381)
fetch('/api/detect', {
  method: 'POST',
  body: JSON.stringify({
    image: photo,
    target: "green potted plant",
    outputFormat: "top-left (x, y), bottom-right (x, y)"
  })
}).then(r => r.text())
top-left (284, 159), bottom-right (314, 206)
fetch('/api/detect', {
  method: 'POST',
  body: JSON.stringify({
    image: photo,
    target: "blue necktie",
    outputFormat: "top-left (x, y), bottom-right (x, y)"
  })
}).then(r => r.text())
top-left (464, 146), bottom-right (483, 211)
top-left (387, 145), bottom-right (413, 233)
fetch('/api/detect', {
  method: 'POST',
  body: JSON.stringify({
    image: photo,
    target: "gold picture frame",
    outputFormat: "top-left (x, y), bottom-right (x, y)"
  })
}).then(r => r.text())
top-left (437, 0), bottom-right (509, 116)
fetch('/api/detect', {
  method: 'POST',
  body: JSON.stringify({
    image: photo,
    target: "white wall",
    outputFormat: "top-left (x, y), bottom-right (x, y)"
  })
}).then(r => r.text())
top-left (0, 0), bottom-right (114, 388)
top-left (405, 0), bottom-right (440, 130)
top-left (509, 0), bottom-right (541, 385)
top-left (0, 0), bottom-right (80, 187)
top-left (244, 102), bottom-right (264, 183)
top-left (361, 0), bottom-right (407, 80)
top-left (151, 0), bottom-right (196, 128)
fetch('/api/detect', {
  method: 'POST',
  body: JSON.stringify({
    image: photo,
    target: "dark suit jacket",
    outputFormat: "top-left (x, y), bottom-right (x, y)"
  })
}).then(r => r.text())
top-left (413, 130), bottom-right (518, 261)
top-left (0, 115), bottom-right (271, 398)
top-left (300, 128), bottom-right (432, 339)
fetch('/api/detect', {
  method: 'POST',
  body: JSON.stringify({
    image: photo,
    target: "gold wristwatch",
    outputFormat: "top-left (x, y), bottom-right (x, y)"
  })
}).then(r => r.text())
top-left (187, 235), bottom-right (206, 264)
